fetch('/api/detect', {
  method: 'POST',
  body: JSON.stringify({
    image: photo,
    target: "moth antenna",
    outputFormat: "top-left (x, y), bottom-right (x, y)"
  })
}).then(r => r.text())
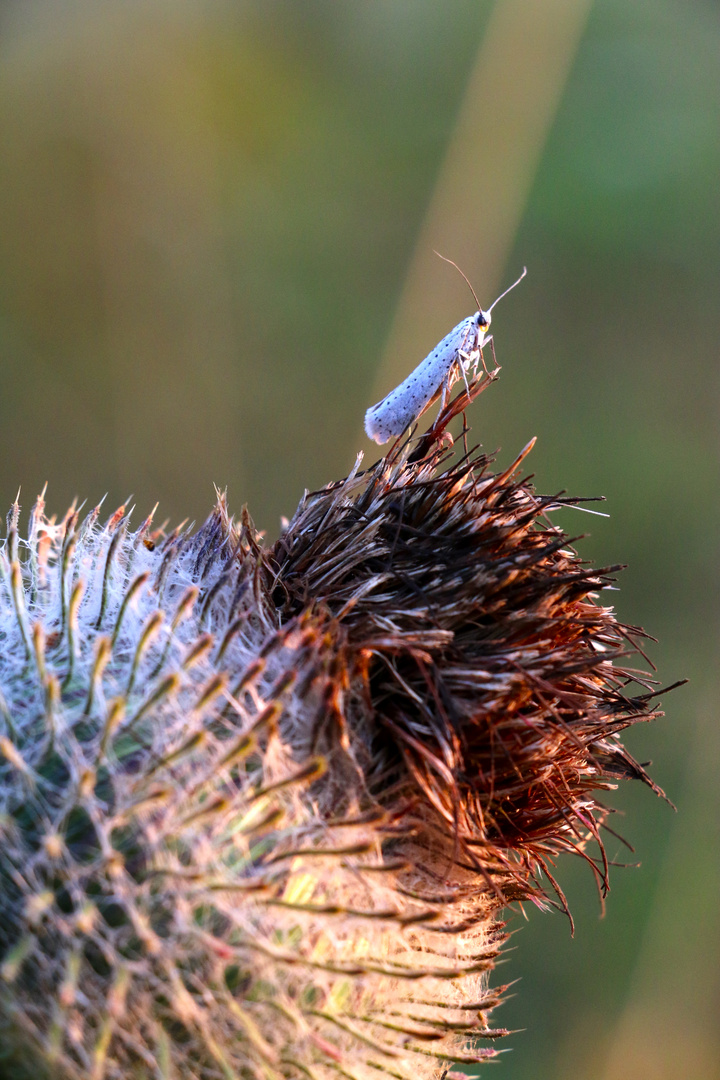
top-left (433, 250), bottom-right (481, 311)
top-left (487, 266), bottom-right (527, 314)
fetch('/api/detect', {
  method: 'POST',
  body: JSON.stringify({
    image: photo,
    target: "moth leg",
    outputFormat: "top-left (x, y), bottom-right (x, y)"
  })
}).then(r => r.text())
top-left (488, 335), bottom-right (500, 373)
top-left (478, 335), bottom-right (494, 375)
top-left (467, 347), bottom-right (482, 380)
top-left (440, 370), bottom-right (453, 409)
top-left (456, 349), bottom-right (473, 393)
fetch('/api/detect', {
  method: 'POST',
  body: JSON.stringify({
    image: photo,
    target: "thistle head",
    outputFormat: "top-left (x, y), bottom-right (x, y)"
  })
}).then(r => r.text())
top-left (0, 377), bottom-right (678, 1080)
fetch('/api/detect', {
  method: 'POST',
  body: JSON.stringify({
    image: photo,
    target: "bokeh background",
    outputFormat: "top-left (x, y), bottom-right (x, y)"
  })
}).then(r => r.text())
top-left (0, 1), bottom-right (718, 1077)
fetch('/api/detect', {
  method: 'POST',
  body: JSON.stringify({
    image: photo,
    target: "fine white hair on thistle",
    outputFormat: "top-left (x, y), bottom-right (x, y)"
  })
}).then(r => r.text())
top-left (0, 485), bottom-right (507, 1080)
top-left (364, 264), bottom-right (527, 444)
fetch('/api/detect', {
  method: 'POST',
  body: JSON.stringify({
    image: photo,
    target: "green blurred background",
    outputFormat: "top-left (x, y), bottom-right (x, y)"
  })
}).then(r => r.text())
top-left (0, 1), bottom-right (717, 1076)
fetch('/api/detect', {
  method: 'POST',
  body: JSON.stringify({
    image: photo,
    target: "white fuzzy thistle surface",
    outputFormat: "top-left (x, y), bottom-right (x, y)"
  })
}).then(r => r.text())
top-left (0, 486), bottom-right (505, 1080)
top-left (0, 414), bottom-right (673, 1080)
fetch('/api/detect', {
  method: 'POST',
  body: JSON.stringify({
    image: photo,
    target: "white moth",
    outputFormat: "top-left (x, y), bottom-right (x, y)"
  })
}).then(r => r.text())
top-left (365, 265), bottom-right (527, 445)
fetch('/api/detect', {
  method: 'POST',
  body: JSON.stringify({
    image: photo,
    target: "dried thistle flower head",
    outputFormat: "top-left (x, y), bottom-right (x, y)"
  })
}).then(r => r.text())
top-left (0, 374), bottom-right (678, 1080)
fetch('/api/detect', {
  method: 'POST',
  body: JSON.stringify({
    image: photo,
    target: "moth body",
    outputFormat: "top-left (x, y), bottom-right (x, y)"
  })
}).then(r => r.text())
top-left (364, 311), bottom-right (489, 444)
top-left (364, 266), bottom-right (526, 446)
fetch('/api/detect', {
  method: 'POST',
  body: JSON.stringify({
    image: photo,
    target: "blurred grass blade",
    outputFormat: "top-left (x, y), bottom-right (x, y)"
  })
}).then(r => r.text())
top-left (366, 0), bottom-right (593, 441)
